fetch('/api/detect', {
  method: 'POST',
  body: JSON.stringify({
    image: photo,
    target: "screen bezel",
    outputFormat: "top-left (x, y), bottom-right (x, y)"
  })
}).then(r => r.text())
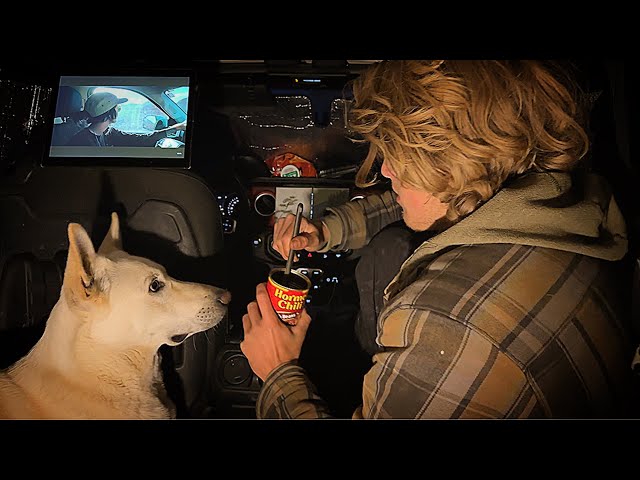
top-left (41, 69), bottom-right (196, 168)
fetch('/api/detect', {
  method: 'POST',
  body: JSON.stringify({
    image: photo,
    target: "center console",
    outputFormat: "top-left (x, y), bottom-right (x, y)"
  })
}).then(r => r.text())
top-left (206, 176), bottom-right (374, 417)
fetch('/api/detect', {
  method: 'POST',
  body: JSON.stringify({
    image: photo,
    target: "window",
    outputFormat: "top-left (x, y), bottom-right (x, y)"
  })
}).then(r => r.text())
top-left (93, 87), bottom-right (167, 134)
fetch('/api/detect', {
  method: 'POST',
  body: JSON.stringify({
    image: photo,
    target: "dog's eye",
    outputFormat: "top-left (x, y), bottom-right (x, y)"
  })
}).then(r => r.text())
top-left (149, 279), bottom-right (165, 293)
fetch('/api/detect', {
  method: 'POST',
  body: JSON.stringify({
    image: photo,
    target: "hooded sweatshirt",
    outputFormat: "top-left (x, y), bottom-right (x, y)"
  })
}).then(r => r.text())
top-left (256, 172), bottom-right (636, 419)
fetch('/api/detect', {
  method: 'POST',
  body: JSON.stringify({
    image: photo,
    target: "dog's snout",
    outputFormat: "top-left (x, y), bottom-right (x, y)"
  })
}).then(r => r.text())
top-left (218, 290), bottom-right (232, 305)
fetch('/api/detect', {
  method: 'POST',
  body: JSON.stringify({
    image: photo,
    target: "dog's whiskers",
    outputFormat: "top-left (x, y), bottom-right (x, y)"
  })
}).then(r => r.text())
top-left (204, 328), bottom-right (213, 345)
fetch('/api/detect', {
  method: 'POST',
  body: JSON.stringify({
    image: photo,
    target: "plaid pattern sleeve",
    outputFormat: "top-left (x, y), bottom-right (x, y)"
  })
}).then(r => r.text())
top-left (256, 360), bottom-right (334, 419)
top-left (318, 190), bottom-right (403, 253)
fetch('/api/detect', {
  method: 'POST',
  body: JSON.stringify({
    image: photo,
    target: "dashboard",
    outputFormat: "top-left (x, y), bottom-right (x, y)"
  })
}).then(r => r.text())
top-left (216, 192), bottom-right (242, 234)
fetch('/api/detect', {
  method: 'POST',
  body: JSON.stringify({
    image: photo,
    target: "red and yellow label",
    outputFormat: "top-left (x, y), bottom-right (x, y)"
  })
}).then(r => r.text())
top-left (267, 271), bottom-right (310, 326)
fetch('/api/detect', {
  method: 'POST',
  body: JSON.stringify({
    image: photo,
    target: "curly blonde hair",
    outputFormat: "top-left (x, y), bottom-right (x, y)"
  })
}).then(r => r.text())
top-left (349, 60), bottom-right (590, 221)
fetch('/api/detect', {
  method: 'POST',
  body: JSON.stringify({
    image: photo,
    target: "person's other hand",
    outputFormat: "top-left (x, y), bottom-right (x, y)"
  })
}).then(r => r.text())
top-left (240, 283), bottom-right (311, 381)
top-left (272, 214), bottom-right (326, 261)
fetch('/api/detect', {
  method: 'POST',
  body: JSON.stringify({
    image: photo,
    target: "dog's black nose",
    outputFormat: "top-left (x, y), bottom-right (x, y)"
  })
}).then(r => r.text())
top-left (218, 290), bottom-right (232, 305)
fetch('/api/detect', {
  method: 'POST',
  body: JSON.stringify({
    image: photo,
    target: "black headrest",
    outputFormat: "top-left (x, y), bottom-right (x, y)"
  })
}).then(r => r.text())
top-left (0, 253), bottom-right (65, 369)
top-left (0, 253), bottom-right (65, 331)
top-left (55, 86), bottom-right (83, 118)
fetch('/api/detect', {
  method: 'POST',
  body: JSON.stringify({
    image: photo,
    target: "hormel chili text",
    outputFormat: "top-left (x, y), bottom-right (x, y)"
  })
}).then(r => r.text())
top-left (267, 268), bottom-right (311, 326)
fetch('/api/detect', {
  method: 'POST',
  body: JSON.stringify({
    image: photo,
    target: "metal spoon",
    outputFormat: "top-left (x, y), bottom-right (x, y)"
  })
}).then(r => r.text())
top-left (285, 203), bottom-right (304, 276)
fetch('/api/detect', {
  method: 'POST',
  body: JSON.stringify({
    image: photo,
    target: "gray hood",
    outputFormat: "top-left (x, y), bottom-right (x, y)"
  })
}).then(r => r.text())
top-left (417, 171), bottom-right (628, 261)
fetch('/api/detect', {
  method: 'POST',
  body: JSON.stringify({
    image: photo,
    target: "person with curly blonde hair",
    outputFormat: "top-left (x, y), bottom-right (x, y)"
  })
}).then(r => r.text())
top-left (241, 60), bottom-right (636, 418)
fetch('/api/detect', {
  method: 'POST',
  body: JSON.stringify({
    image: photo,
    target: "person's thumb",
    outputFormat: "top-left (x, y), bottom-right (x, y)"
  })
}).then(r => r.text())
top-left (292, 309), bottom-right (312, 340)
top-left (293, 232), bottom-right (322, 251)
top-left (291, 233), bottom-right (311, 250)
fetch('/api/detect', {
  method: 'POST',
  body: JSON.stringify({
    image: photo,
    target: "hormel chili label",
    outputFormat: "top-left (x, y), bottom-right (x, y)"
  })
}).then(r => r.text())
top-left (267, 268), bottom-right (311, 326)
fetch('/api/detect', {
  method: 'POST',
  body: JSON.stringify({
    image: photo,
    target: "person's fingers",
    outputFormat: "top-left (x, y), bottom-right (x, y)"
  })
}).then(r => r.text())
top-left (256, 283), bottom-right (280, 327)
top-left (273, 214), bottom-right (296, 260)
top-left (276, 235), bottom-right (291, 262)
top-left (272, 215), bottom-right (286, 243)
top-left (246, 300), bottom-right (261, 325)
top-left (241, 313), bottom-right (251, 335)
top-left (295, 221), bottom-right (321, 251)
top-left (273, 215), bottom-right (321, 259)
top-left (293, 309), bottom-right (312, 340)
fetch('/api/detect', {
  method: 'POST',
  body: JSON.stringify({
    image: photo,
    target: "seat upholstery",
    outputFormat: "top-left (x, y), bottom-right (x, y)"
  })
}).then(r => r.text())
top-left (0, 254), bottom-right (65, 369)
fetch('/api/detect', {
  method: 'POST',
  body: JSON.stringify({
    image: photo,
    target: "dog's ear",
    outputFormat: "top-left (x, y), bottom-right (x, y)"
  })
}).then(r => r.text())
top-left (64, 222), bottom-right (99, 305)
top-left (98, 212), bottom-right (122, 255)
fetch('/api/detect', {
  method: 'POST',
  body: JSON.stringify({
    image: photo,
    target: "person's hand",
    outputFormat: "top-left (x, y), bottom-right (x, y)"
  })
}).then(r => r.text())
top-left (240, 282), bottom-right (312, 381)
top-left (272, 214), bottom-right (327, 261)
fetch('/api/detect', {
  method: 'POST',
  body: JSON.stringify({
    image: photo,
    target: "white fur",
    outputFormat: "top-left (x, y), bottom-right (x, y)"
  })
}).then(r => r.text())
top-left (0, 213), bottom-right (230, 419)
